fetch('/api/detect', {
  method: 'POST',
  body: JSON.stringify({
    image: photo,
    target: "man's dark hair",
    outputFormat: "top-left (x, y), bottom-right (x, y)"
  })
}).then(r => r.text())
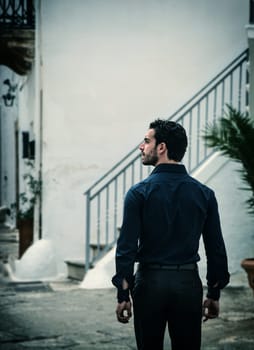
top-left (149, 119), bottom-right (188, 162)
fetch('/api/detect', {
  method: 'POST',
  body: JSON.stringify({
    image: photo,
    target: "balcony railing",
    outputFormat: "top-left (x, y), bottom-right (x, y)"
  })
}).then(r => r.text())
top-left (0, 0), bottom-right (35, 29)
top-left (84, 49), bottom-right (249, 274)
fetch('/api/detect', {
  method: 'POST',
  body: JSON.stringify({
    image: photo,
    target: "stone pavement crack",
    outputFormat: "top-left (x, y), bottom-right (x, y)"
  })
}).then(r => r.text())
top-left (0, 334), bottom-right (59, 343)
top-left (1, 334), bottom-right (79, 348)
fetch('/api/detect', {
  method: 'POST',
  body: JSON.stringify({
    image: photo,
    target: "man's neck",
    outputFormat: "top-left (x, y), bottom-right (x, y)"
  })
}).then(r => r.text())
top-left (155, 159), bottom-right (180, 166)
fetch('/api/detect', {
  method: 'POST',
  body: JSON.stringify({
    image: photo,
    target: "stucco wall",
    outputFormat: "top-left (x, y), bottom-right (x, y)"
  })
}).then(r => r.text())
top-left (0, 68), bottom-right (18, 224)
top-left (194, 155), bottom-right (254, 285)
top-left (39, 0), bottom-right (249, 272)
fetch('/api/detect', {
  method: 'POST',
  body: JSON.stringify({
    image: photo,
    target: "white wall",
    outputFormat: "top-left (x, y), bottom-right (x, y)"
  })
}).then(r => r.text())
top-left (210, 162), bottom-right (254, 277)
top-left (0, 64), bottom-right (41, 230)
top-left (40, 0), bottom-right (249, 272)
top-left (0, 67), bottom-right (18, 227)
top-left (194, 155), bottom-right (254, 285)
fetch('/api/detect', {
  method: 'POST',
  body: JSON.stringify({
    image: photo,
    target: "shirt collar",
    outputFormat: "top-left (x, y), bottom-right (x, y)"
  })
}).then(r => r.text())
top-left (151, 163), bottom-right (187, 175)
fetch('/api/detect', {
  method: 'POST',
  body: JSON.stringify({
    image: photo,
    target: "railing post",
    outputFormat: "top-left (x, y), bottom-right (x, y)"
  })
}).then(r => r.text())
top-left (85, 190), bottom-right (91, 275)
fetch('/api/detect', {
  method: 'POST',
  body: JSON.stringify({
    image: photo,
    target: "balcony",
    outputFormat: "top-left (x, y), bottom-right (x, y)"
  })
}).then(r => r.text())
top-left (0, 0), bottom-right (35, 75)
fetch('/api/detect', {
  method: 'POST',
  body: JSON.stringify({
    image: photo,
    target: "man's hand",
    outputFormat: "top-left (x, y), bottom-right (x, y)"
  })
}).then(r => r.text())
top-left (116, 301), bottom-right (132, 323)
top-left (202, 298), bottom-right (219, 322)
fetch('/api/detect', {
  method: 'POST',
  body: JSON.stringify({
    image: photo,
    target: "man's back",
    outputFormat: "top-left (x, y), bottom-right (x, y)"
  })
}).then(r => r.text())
top-left (125, 163), bottom-right (215, 266)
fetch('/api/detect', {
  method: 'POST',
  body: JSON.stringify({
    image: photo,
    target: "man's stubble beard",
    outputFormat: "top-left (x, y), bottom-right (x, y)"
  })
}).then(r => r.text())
top-left (142, 149), bottom-right (158, 166)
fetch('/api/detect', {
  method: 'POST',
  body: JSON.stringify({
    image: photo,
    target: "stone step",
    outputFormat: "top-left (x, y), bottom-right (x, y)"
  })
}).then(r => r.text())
top-left (64, 260), bottom-right (86, 281)
top-left (65, 243), bottom-right (108, 281)
top-left (89, 243), bottom-right (106, 259)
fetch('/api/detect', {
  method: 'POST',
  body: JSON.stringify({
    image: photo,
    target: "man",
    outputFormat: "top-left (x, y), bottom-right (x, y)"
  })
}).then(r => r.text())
top-left (112, 119), bottom-right (229, 350)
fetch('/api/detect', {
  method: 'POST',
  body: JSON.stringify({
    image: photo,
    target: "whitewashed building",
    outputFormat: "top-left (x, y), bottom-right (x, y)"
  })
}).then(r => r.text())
top-left (0, 0), bottom-right (253, 284)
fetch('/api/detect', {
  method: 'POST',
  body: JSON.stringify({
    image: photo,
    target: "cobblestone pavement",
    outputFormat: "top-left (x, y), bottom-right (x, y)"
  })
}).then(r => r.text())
top-left (0, 226), bottom-right (18, 263)
top-left (0, 227), bottom-right (254, 350)
top-left (1, 276), bottom-right (254, 350)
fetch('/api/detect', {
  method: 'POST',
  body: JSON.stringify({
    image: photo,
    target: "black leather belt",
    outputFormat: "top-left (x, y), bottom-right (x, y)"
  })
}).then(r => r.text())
top-left (139, 263), bottom-right (197, 271)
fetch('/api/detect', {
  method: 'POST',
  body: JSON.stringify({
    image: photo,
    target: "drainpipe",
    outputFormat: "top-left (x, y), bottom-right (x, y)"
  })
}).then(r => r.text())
top-left (34, 0), bottom-right (43, 240)
top-left (246, 0), bottom-right (254, 119)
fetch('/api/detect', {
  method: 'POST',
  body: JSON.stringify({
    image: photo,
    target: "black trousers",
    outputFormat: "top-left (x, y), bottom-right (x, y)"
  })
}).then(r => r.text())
top-left (132, 266), bottom-right (203, 350)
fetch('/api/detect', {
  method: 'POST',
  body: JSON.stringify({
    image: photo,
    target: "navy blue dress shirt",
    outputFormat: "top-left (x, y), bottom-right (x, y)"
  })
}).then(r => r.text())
top-left (112, 163), bottom-right (230, 301)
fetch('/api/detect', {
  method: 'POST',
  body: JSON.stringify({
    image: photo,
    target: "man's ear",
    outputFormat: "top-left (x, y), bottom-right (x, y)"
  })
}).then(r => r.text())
top-left (157, 142), bottom-right (167, 155)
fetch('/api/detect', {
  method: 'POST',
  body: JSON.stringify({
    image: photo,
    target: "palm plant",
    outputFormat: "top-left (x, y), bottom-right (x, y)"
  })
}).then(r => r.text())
top-left (203, 105), bottom-right (254, 213)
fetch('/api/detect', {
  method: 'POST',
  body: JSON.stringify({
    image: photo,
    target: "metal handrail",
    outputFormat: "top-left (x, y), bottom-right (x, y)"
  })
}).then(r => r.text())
top-left (84, 49), bottom-right (249, 274)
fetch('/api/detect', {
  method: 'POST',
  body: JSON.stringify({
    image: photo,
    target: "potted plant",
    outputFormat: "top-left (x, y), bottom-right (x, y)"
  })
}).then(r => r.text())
top-left (14, 160), bottom-right (41, 258)
top-left (203, 105), bottom-right (254, 294)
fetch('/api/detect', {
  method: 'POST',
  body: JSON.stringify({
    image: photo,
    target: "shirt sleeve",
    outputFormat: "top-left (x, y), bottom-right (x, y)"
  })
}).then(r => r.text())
top-left (112, 187), bottom-right (143, 302)
top-left (202, 190), bottom-right (230, 300)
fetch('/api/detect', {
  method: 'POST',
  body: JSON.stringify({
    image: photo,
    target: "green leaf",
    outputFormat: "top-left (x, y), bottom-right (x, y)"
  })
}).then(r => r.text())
top-left (203, 105), bottom-right (254, 212)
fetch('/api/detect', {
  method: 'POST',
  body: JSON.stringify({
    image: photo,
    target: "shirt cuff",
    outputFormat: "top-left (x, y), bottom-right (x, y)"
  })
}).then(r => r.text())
top-left (207, 286), bottom-right (220, 300)
top-left (112, 275), bottom-right (131, 303)
top-left (117, 288), bottom-right (130, 303)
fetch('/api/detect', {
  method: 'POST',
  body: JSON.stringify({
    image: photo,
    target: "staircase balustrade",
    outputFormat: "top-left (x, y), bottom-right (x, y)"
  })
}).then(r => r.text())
top-left (84, 49), bottom-right (249, 274)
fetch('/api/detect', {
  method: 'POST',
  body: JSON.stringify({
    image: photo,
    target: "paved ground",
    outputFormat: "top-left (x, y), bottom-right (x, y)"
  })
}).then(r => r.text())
top-left (0, 226), bottom-right (254, 350)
